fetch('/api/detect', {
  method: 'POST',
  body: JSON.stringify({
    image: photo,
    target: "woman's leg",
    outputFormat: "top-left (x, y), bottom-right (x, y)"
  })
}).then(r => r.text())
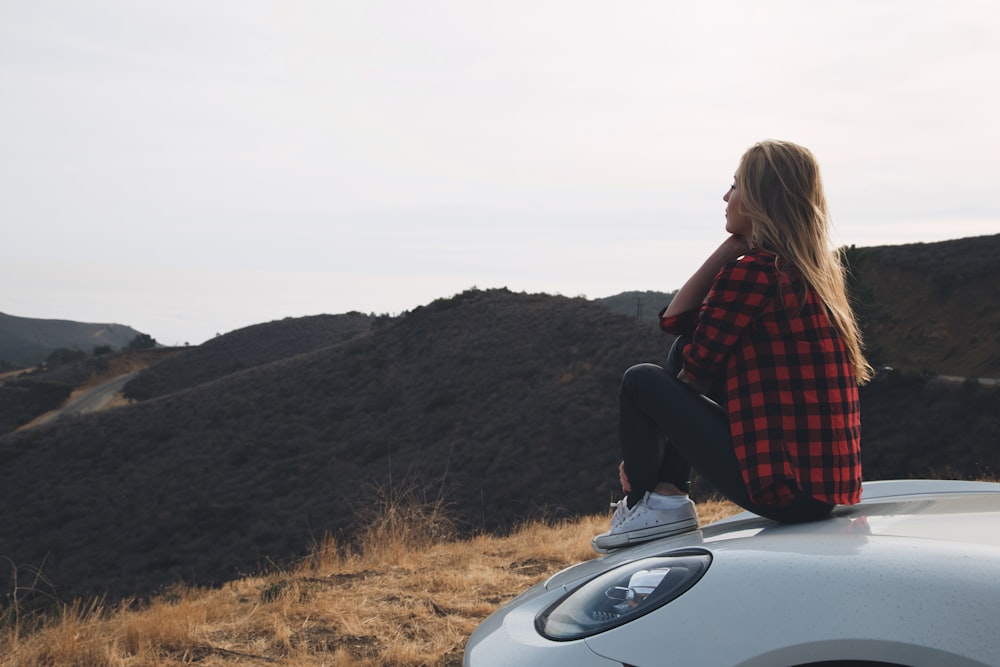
top-left (619, 355), bottom-right (833, 522)
top-left (620, 362), bottom-right (748, 506)
top-left (619, 338), bottom-right (692, 504)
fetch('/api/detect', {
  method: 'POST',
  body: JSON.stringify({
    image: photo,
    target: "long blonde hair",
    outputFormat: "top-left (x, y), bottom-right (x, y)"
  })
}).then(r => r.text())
top-left (736, 140), bottom-right (873, 384)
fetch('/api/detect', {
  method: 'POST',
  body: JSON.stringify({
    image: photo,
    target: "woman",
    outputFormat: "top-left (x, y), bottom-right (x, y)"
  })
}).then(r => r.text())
top-left (593, 140), bottom-right (873, 553)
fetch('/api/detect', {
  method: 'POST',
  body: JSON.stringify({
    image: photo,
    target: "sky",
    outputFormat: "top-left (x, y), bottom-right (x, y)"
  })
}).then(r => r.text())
top-left (2, 1), bottom-right (998, 346)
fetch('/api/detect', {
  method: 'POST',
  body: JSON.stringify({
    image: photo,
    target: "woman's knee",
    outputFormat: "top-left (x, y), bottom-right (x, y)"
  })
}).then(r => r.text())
top-left (622, 362), bottom-right (662, 381)
top-left (621, 363), bottom-right (668, 395)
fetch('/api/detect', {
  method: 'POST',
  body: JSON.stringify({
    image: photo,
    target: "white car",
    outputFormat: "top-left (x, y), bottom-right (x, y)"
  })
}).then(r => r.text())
top-left (464, 479), bottom-right (1000, 667)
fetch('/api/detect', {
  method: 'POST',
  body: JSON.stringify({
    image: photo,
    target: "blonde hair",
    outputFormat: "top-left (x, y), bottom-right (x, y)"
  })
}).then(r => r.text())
top-left (736, 140), bottom-right (873, 384)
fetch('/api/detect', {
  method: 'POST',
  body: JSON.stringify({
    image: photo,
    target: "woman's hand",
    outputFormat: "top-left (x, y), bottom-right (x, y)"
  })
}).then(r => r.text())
top-left (618, 460), bottom-right (631, 493)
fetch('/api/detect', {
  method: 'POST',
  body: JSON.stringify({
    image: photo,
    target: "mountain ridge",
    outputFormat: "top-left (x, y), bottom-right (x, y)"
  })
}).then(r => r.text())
top-left (1, 234), bottom-right (998, 607)
top-left (0, 312), bottom-right (145, 368)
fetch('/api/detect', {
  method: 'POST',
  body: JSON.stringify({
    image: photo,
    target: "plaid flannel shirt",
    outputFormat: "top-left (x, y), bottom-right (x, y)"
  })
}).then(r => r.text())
top-left (660, 249), bottom-right (862, 508)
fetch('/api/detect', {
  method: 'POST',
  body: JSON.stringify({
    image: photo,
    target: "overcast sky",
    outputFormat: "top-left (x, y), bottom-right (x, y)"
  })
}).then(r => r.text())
top-left (3, 1), bottom-right (998, 345)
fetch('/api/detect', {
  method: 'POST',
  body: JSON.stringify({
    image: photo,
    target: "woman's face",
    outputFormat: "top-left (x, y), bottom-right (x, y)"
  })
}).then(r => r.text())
top-left (723, 177), bottom-right (753, 239)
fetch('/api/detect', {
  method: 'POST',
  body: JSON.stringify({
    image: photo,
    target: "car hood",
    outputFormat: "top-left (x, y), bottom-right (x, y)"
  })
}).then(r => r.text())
top-left (544, 479), bottom-right (1000, 592)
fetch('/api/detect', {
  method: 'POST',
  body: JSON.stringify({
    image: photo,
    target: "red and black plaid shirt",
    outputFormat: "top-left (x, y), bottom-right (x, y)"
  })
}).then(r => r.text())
top-left (660, 249), bottom-right (862, 508)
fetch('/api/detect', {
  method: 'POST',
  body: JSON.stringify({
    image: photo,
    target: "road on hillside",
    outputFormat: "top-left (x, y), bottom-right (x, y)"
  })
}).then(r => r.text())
top-left (32, 371), bottom-right (139, 426)
top-left (936, 375), bottom-right (1000, 387)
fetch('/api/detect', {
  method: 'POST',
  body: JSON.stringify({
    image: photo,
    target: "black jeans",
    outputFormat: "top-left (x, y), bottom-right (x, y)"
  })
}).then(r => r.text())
top-left (619, 337), bottom-right (834, 523)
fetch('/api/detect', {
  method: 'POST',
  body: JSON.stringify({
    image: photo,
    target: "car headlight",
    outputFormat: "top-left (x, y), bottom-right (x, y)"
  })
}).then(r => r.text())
top-left (535, 549), bottom-right (711, 641)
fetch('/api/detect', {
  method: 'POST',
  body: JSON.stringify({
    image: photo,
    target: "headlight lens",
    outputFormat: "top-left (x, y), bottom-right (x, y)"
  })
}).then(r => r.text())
top-left (535, 549), bottom-right (711, 640)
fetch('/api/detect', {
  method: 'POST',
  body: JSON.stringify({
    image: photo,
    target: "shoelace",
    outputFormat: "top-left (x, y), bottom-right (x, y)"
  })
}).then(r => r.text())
top-left (608, 498), bottom-right (630, 529)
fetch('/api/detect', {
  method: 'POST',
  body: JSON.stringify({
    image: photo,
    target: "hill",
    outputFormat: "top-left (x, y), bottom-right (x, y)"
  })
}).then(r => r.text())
top-left (121, 313), bottom-right (374, 400)
top-left (843, 234), bottom-right (1000, 377)
top-left (0, 312), bottom-right (146, 368)
top-left (1, 235), bottom-right (998, 608)
top-left (594, 290), bottom-right (676, 324)
top-left (0, 289), bottom-right (668, 604)
top-left (0, 314), bottom-right (373, 435)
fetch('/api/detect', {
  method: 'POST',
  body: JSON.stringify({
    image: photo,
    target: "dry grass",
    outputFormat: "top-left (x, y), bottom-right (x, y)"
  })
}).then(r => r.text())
top-left (0, 497), bottom-right (739, 667)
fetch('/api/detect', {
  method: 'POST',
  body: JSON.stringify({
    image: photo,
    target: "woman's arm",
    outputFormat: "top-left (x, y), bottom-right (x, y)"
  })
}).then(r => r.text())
top-left (678, 247), bottom-right (775, 395)
top-left (662, 235), bottom-right (750, 318)
top-left (663, 235), bottom-right (751, 393)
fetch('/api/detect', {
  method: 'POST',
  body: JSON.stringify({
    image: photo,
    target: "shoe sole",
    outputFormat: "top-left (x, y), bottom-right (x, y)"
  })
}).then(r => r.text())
top-left (592, 516), bottom-right (699, 553)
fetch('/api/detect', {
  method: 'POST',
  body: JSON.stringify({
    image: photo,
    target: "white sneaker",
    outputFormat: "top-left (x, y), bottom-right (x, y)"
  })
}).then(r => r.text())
top-left (592, 492), bottom-right (698, 553)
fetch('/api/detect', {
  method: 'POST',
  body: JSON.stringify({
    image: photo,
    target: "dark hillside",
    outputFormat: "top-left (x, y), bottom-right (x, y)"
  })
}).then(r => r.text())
top-left (1, 237), bottom-right (998, 610)
top-left (122, 312), bottom-right (373, 399)
top-left (844, 234), bottom-right (1000, 377)
top-left (860, 372), bottom-right (999, 479)
top-left (0, 289), bottom-right (669, 604)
